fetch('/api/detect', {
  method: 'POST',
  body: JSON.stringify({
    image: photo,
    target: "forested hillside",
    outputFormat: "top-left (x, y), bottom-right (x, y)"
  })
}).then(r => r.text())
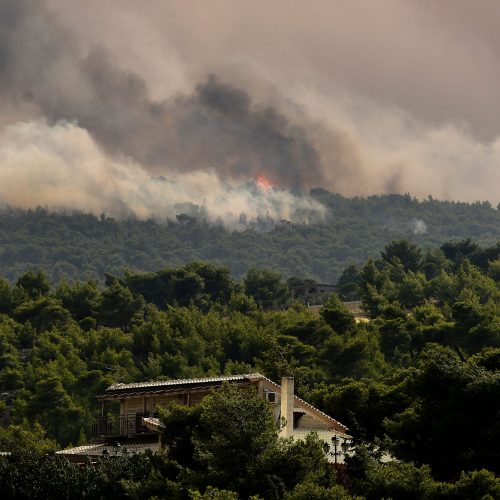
top-left (0, 239), bottom-right (499, 497)
top-left (1, 191), bottom-right (500, 284)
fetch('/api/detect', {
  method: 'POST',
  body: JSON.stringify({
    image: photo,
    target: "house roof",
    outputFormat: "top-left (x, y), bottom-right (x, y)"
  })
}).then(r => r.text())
top-left (98, 374), bottom-right (262, 399)
top-left (56, 439), bottom-right (159, 457)
top-left (105, 373), bottom-right (261, 392)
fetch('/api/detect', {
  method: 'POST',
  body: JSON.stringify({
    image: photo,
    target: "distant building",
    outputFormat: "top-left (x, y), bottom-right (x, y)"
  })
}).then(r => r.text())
top-left (58, 374), bottom-right (351, 464)
top-left (291, 283), bottom-right (338, 299)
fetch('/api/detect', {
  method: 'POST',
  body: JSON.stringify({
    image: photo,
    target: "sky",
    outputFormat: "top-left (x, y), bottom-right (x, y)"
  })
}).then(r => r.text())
top-left (0, 0), bottom-right (499, 223)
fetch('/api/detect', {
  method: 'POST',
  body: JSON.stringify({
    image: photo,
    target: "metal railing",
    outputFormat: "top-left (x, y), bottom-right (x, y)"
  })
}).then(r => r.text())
top-left (91, 413), bottom-right (157, 440)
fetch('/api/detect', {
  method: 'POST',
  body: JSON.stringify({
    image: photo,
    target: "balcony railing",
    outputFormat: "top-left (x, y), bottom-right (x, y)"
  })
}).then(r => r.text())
top-left (91, 413), bottom-right (157, 441)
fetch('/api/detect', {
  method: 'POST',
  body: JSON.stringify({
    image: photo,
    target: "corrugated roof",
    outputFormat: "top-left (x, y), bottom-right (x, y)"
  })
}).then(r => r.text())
top-left (57, 440), bottom-right (159, 456)
top-left (105, 373), bottom-right (263, 392)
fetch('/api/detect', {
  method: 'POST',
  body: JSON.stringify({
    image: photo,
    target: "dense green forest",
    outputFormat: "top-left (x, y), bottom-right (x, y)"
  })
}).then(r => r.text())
top-left (2, 191), bottom-right (500, 284)
top-left (0, 238), bottom-right (499, 498)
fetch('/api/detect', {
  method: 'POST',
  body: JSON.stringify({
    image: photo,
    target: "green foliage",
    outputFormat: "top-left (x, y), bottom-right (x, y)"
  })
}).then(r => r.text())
top-left (308, 378), bottom-right (407, 442)
top-left (13, 296), bottom-right (72, 332)
top-left (471, 347), bottom-right (500, 371)
top-left (158, 403), bottom-right (202, 468)
top-left (336, 264), bottom-right (362, 302)
top-left (190, 486), bottom-right (240, 500)
top-left (3, 195), bottom-right (500, 284)
top-left (193, 384), bottom-right (278, 495)
top-left (381, 240), bottom-right (423, 272)
top-left (0, 278), bottom-right (14, 314)
top-left (15, 271), bottom-right (50, 300)
top-left (347, 445), bottom-right (500, 500)
top-left (285, 483), bottom-right (357, 500)
top-left (447, 469), bottom-right (500, 500)
top-left (0, 238), bottom-right (498, 494)
top-left (157, 384), bottom-right (340, 499)
top-left (319, 328), bottom-right (386, 380)
top-left (55, 280), bottom-right (99, 322)
top-left (260, 433), bottom-right (336, 496)
top-left (488, 257), bottom-right (500, 282)
top-left (97, 277), bottom-right (145, 330)
top-left (385, 344), bottom-right (500, 479)
top-left (321, 294), bottom-right (356, 334)
top-left (362, 461), bottom-right (436, 500)
top-left (0, 423), bottom-right (58, 454)
top-left (0, 451), bottom-right (157, 499)
top-left (244, 268), bottom-right (290, 309)
top-left (25, 377), bottom-right (83, 445)
top-left (119, 262), bottom-right (236, 312)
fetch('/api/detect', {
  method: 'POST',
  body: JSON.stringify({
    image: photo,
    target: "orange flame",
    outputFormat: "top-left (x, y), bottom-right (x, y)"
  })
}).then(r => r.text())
top-left (256, 174), bottom-right (273, 192)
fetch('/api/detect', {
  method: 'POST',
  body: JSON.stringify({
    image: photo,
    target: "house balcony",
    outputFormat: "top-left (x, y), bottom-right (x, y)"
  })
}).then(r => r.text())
top-left (91, 413), bottom-right (158, 442)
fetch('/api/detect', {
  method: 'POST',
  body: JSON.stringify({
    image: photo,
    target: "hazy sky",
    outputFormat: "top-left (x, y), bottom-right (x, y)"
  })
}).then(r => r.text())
top-left (1, 0), bottom-right (500, 220)
top-left (47, 0), bottom-right (500, 136)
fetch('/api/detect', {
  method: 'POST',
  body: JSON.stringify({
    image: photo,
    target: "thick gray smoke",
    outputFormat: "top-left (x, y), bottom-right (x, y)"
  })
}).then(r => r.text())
top-left (0, 119), bottom-right (325, 227)
top-left (1, 0), bottom-right (500, 222)
top-left (0, 0), bottom-right (347, 192)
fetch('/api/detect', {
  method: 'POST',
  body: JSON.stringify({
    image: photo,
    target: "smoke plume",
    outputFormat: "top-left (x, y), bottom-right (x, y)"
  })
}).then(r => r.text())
top-left (0, 0), bottom-right (342, 191)
top-left (411, 219), bottom-right (427, 235)
top-left (0, 120), bottom-right (325, 227)
top-left (1, 0), bottom-right (500, 223)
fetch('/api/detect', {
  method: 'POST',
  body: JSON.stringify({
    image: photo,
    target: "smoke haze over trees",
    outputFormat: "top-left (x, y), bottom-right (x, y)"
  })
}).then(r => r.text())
top-left (1, 193), bottom-right (500, 284)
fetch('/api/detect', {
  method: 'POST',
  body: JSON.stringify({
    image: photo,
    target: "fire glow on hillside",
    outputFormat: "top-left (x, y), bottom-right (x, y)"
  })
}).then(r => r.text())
top-left (256, 174), bottom-right (273, 193)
